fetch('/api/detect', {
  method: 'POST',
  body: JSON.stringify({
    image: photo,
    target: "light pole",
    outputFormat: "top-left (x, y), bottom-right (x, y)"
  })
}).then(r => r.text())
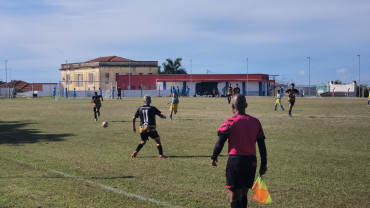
top-left (357, 54), bottom-right (360, 97)
top-left (5, 59), bottom-right (8, 83)
top-left (246, 58), bottom-right (249, 96)
top-left (307, 56), bottom-right (310, 96)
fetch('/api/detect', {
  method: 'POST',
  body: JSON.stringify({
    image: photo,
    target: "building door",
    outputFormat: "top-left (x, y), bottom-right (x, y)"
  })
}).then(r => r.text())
top-left (195, 82), bottom-right (218, 96)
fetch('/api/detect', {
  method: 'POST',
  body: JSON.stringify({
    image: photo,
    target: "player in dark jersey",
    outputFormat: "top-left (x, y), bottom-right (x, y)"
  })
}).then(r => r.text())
top-left (132, 95), bottom-right (167, 158)
top-left (284, 83), bottom-right (299, 117)
top-left (91, 91), bottom-right (104, 121)
top-left (227, 83), bottom-right (233, 104)
top-left (233, 84), bottom-right (241, 95)
top-left (117, 86), bottom-right (122, 101)
top-left (211, 94), bottom-right (267, 208)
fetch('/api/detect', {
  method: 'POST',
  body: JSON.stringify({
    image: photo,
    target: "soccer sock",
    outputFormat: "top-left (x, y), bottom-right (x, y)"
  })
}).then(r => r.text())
top-left (230, 200), bottom-right (241, 208)
top-left (281, 105), bottom-right (285, 110)
top-left (274, 105), bottom-right (277, 110)
top-left (136, 144), bottom-right (144, 152)
top-left (241, 196), bottom-right (248, 208)
top-left (289, 110), bottom-right (291, 115)
top-left (368, 100), bottom-right (369, 105)
top-left (157, 145), bottom-right (163, 155)
top-left (170, 114), bottom-right (172, 120)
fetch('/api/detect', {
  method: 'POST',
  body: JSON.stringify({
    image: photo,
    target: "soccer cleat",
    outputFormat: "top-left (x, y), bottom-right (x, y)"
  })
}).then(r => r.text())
top-left (131, 151), bottom-right (138, 157)
top-left (95, 118), bottom-right (97, 121)
top-left (159, 155), bottom-right (167, 158)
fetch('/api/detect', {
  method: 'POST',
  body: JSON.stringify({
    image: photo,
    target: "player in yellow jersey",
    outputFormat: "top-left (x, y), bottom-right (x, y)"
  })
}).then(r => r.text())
top-left (274, 90), bottom-right (285, 111)
top-left (367, 89), bottom-right (370, 106)
top-left (227, 83), bottom-right (233, 104)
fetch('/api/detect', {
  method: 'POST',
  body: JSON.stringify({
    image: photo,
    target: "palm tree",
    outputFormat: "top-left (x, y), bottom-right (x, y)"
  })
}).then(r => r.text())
top-left (161, 58), bottom-right (187, 74)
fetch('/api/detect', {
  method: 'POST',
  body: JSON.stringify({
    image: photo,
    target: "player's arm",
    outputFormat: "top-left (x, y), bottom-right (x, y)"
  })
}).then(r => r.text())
top-left (256, 136), bottom-right (267, 175)
top-left (132, 116), bottom-right (136, 132)
top-left (158, 113), bottom-right (167, 119)
top-left (211, 132), bottom-right (228, 166)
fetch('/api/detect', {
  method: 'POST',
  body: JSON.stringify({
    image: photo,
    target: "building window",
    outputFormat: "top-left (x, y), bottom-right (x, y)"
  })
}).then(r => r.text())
top-left (149, 85), bottom-right (156, 90)
top-left (139, 85), bottom-right (146, 90)
top-left (115, 73), bottom-right (119, 82)
top-left (149, 73), bottom-right (152, 75)
top-left (105, 73), bottom-right (109, 83)
top-left (139, 73), bottom-right (143, 75)
top-left (88, 73), bottom-right (94, 83)
top-left (66, 75), bottom-right (71, 84)
top-left (127, 86), bottom-right (135, 90)
top-left (77, 74), bottom-right (83, 86)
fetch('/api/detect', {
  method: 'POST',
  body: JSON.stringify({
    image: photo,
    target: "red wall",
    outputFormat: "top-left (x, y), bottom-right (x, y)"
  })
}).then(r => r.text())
top-left (117, 74), bottom-right (269, 90)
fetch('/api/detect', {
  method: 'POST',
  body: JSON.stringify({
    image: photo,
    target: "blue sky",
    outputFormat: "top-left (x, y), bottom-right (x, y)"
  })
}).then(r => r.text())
top-left (0, 0), bottom-right (369, 86)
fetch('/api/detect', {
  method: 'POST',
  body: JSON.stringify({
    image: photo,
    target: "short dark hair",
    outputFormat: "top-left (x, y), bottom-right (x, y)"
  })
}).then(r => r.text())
top-left (291, 83), bottom-right (295, 86)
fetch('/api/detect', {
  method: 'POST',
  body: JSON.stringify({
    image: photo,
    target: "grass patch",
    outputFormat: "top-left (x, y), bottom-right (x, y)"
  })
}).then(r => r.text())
top-left (0, 96), bottom-right (369, 207)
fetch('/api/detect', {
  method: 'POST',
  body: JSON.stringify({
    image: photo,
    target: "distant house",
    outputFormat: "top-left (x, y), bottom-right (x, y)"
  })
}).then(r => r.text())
top-left (59, 56), bottom-right (159, 91)
top-left (321, 81), bottom-right (357, 97)
top-left (0, 80), bottom-right (58, 97)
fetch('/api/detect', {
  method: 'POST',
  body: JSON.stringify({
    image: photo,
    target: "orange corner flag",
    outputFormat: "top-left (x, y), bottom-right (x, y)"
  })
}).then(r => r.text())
top-left (252, 176), bottom-right (272, 204)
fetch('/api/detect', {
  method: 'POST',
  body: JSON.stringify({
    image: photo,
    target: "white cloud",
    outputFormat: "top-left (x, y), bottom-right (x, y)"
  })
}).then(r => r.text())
top-left (337, 68), bottom-right (348, 74)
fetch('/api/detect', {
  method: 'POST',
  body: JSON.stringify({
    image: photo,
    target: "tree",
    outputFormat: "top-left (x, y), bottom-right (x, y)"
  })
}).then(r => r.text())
top-left (333, 80), bottom-right (342, 84)
top-left (160, 58), bottom-right (187, 74)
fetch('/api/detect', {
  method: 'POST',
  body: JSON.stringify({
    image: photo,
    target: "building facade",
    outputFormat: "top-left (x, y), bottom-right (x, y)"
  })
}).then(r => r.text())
top-left (59, 56), bottom-right (159, 91)
top-left (327, 81), bottom-right (357, 97)
top-left (117, 74), bottom-right (270, 97)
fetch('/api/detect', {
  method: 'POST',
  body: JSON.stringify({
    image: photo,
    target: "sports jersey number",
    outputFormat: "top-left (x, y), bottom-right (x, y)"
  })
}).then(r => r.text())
top-left (142, 109), bottom-right (149, 125)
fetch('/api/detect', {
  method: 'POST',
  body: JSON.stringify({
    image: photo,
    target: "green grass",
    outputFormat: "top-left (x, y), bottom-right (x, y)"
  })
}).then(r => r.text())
top-left (0, 96), bottom-right (369, 208)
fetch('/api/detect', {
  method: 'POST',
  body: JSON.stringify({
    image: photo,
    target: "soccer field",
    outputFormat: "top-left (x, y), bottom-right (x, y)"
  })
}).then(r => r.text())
top-left (0, 96), bottom-right (369, 208)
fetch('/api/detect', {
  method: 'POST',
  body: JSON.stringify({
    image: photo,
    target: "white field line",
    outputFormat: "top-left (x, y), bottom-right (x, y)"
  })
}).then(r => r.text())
top-left (5, 157), bottom-right (181, 208)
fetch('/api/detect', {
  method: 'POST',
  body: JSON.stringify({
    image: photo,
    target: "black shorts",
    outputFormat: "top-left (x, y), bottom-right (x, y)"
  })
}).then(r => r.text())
top-left (140, 131), bottom-right (160, 141)
top-left (93, 105), bottom-right (101, 111)
top-left (288, 100), bottom-right (295, 107)
top-left (226, 155), bottom-right (257, 189)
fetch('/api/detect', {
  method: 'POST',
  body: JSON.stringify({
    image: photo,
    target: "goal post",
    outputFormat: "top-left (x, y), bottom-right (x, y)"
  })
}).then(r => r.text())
top-left (57, 80), bottom-right (113, 99)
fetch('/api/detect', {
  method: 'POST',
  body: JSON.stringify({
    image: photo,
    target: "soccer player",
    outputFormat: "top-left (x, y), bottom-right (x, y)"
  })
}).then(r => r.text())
top-left (99, 88), bottom-right (103, 97)
top-left (91, 91), bottom-right (104, 121)
top-left (64, 87), bottom-right (68, 99)
top-left (73, 88), bottom-right (77, 99)
top-left (111, 87), bottom-right (115, 99)
top-left (168, 92), bottom-right (179, 120)
top-left (211, 94), bottom-right (267, 208)
top-left (117, 86), bottom-right (122, 101)
top-left (52, 87), bottom-right (56, 99)
top-left (284, 83), bottom-right (299, 117)
top-left (233, 84), bottom-right (241, 95)
top-left (367, 90), bottom-right (370, 106)
top-left (176, 86), bottom-right (180, 97)
top-left (227, 83), bottom-right (233, 104)
top-left (274, 89), bottom-right (285, 111)
top-left (185, 86), bottom-right (190, 97)
top-left (132, 95), bottom-right (167, 158)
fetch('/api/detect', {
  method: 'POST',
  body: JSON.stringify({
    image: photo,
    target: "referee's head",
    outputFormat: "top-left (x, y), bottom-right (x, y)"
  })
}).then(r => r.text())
top-left (232, 94), bottom-right (247, 114)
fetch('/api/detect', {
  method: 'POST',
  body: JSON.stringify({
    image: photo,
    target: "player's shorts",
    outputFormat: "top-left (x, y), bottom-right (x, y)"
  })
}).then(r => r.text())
top-left (170, 103), bottom-right (178, 111)
top-left (288, 100), bottom-right (295, 107)
top-left (275, 99), bottom-right (281, 106)
top-left (140, 131), bottom-right (160, 140)
top-left (93, 105), bottom-right (101, 111)
top-left (225, 155), bottom-right (257, 189)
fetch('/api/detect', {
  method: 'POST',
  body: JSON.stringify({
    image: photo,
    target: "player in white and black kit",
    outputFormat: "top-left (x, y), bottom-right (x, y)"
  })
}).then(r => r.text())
top-left (131, 95), bottom-right (167, 158)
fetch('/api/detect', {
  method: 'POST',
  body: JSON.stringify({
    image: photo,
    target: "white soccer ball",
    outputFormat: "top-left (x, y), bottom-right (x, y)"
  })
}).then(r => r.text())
top-left (102, 121), bottom-right (108, 128)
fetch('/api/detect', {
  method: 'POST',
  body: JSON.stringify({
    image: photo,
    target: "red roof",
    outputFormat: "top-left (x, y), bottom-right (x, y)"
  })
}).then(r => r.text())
top-left (86, 56), bottom-right (133, 63)
top-left (0, 80), bottom-right (57, 92)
